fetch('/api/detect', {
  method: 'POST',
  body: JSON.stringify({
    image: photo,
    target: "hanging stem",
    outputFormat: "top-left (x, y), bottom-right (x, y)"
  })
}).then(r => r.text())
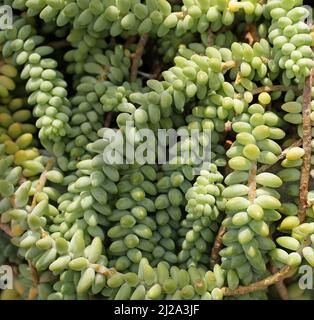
top-left (130, 34), bottom-right (149, 82)
top-left (210, 225), bottom-right (226, 269)
top-left (104, 112), bottom-right (113, 128)
top-left (270, 264), bottom-right (289, 300)
top-left (298, 72), bottom-right (313, 223)
top-left (48, 40), bottom-right (69, 49)
top-left (257, 139), bottom-right (302, 174)
top-left (222, 265), bottom-right (297, 296)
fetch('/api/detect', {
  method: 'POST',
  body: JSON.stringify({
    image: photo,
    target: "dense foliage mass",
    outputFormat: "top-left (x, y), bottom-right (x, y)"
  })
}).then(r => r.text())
top-left (0, 0), bottom-right (314, 300)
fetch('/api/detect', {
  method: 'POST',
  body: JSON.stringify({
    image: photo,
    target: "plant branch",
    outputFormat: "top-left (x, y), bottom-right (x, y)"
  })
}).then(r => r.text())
top-left (130, 34), bottom-right (149, 82)
top-left (104, 112), bottom-right (113, 128)
top-left (48, 40), bottom-right (69, 49)
top-left (298, 72), bottom-right (313, 223)
top-left (270, 264), bottom-right (289, 300)
top-left (210, 225), bottom-right (226, 269)
top-left (222, 236), bottom-right (310, 297)
top-left (257, 139), bottom-right (302, 174)
top-left (221, 265), bottom-right (297, 296)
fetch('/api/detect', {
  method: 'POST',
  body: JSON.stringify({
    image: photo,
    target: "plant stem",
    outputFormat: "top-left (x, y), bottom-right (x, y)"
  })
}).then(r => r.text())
top-left (48, 40), bottom-right (69, 49)
top-left (270, 264), bottom-right (289, 300)
top-left (104, 112), bottom-right (113, 128)
top-left (298, 72), bottom-right (313, 223)
top-left (221, 265), bottom-right (297, 296)
top-left (257, 139), bottom-right (302, 174)
top-left (210, 225), bottom-right (226, 269)
top-left (130, 34), bottom-right (149, 82)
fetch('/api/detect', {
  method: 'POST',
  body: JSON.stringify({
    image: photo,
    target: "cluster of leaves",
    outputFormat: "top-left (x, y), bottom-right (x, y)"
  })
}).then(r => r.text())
top-left (0, 0), bottom-right (314, 300)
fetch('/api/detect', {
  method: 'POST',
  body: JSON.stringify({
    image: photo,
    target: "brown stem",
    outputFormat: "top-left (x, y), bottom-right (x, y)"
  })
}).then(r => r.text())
top-left (222, 265), bottom-right (296, 296)
top-left (210, 225), bottom-right (226, 269)
top-left (298, 72), bottom-right (313, 223)
top-left (104, 112), bottom-right (113, 128)
top-left (125, 36), bottom-right (137, 49)
top-left (257, 139), bottom-right (302, 174)
top-left (151, 63), bottom-right (163, 80)
top-left (0, 223), bottom-right (12, 236)
top-left (222, 236), bottom-right (310, 297)
top-left (48, 40), bottom-right (69, 49)
top-left (130, 34), bottom-right (149, 82)
top-left (270, 264), bottom-right (289, 300)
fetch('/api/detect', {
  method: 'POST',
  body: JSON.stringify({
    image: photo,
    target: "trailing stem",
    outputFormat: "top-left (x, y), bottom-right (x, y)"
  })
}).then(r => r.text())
top-left (130, 34), bottom-right (149, 82)
top-left (298, 72), bottom-right (313, 223)
top-left (210, 225), bottom-right (226, 269)
top-left (221, 265), bottom-right (297, 296)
